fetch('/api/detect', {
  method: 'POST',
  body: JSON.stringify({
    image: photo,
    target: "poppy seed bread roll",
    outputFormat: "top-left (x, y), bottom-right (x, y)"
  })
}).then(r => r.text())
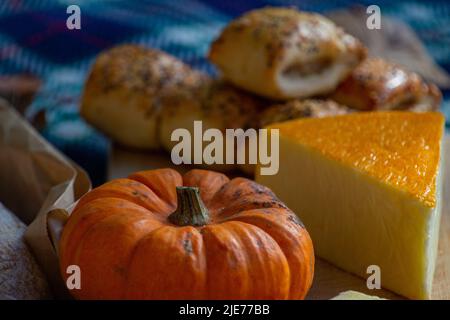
top-left (159, 80), bottom-right (265, 172)
top-left (330, 58), bottom-right (442, 112)
top-left (81, 44), bottom-right (207, 149)
top-left (209, 7), bottom-right (367, 100)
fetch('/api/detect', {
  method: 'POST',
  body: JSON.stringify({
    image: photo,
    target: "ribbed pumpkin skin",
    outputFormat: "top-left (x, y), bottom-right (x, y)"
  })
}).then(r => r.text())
top-left (59, 168), bottom-right (314, 300)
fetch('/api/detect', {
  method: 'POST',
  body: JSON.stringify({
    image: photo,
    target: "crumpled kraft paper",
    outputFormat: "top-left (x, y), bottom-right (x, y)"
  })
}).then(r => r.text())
top-left (0, 99), bottom-right (91, 298)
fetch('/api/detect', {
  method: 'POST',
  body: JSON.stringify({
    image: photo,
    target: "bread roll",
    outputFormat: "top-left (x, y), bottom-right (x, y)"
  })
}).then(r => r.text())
top-left (80, 45), bottom-right (265, 172)
top-left (209, 7), bottom-right (367, 100)
top-left (81, 44), bottom-right (206, 149)
top-left (330, 58), bottom-right (442, 111)
top-left (159, 80), bottom-right (265, 171)
top-left (0, 203), bottom-right (52, 299)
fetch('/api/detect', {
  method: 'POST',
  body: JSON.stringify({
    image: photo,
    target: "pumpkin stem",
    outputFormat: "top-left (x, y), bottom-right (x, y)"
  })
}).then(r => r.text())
top-left (168, 186), bottom-right (209, 226)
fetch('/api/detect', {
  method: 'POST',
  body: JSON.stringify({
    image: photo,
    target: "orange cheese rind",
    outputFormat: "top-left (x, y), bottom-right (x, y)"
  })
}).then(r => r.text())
top-left (267, 111), bottom-right (444, 207)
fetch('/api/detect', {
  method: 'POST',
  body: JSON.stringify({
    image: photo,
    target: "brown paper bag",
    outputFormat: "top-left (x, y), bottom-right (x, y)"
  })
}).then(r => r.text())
top-left (0, 99), bottom-right (91, 298)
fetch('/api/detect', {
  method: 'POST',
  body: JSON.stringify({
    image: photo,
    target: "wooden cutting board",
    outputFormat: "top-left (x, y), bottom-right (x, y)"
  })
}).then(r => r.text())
top-left (109, 137), bottom-right (450, 300)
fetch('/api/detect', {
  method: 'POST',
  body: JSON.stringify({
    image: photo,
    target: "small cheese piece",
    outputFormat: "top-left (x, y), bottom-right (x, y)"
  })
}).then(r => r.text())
top-left (256, 112), bottom-right (444, 299)
top-left (331, 290), bottom-right (386, 300)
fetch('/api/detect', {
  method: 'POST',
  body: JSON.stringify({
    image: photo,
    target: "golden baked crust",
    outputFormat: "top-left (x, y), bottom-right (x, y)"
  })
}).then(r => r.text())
top-left (209, 7), bottom-right (367, 99)
top-left (258, 99), bottom-right (350, 128)
top-left (330, 58), bottom-right (442, 111)
top-left (81, 44), bottom-right (206, 149)
top-left (159, 79), bottom-right (265, 171)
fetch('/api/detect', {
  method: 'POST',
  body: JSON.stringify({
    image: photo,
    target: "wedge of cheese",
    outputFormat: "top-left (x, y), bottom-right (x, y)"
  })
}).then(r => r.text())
top-left (256, 112), bottom-right (445, 299)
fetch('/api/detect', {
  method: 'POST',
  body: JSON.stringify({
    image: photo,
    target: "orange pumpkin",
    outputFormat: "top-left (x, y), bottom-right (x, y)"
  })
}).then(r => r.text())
top-left (59, 168), bottom-right (314, 299)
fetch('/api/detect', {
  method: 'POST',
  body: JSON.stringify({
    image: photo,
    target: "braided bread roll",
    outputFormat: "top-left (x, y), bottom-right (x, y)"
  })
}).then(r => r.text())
top-left (81, 45), bottom-right (206, 150)
top-left (330, 58), bottom-right (442, 111)
top-left (209, 7), bottom-right (367, 100)
top-left (81, 45), bottom-right (265, 172)
top-left (159, 79), bottom-right (265, 172)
